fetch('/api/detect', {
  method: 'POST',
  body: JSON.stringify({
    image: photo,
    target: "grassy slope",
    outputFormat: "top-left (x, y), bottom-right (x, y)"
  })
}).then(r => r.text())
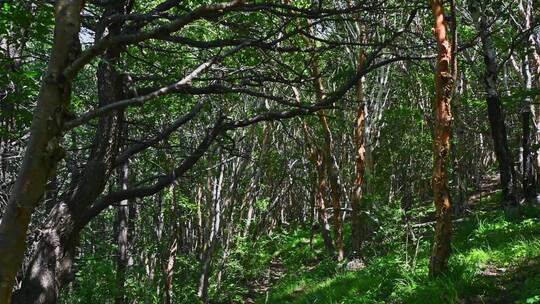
top-left (257, 197), bottom-right (540, 304)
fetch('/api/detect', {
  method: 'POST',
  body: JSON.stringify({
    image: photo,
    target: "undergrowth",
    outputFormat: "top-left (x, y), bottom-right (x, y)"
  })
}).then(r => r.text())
top-left (256, 198), bottom-right (540, 304)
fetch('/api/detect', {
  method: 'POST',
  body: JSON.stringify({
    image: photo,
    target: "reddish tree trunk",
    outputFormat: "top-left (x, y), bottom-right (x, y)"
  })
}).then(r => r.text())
top-left (429, 0), bottom-right (455, 277)
top-left (351, 50), bottom-right (367, 256)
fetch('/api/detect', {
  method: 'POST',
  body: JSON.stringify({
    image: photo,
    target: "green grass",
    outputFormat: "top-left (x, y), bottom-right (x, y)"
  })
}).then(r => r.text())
top-left (257, 200), bottom-right (540, 304)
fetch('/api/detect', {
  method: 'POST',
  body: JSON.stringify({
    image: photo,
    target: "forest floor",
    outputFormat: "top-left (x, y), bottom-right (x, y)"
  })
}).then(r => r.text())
top-left (252, 192), bottom-right (540, 304)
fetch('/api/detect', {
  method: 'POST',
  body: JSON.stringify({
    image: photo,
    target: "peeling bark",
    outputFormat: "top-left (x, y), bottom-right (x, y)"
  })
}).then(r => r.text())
top-left (428, 0), bottom-right (455, 277)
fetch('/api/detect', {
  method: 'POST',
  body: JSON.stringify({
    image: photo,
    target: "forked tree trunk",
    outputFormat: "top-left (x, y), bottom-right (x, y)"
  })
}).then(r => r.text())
top-left (13, 3), bottom-right (129, 302)
top-left (293, 87), bottom-right (335, 254)
top-left (428, 0), bottom-right (455, 277)
top-left (0, 1), bottom-right (84, 301)
top-left (309, 57), bottom-right (344, 261)
top-left (318, 112), bottom-right (345, 261)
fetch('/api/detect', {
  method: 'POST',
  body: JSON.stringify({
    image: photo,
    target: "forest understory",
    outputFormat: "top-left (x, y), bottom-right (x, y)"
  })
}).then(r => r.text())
top-left (251, 189), bottom-right (540, 304)
top-left (1, 0), bottom-right (540, 303)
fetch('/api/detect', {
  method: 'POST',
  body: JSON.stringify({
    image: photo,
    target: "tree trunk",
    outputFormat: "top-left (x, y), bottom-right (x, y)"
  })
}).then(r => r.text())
top-left (0, 1), bottom-right (84, 301)
top-left (293, 86), bottom-right (335, 254)
top-left (523, 106), bottom-right (535, 198)
top-left (309, 58), bottom-right (344, 261)
top-left (115, 163), bottom-right (130, 304)
top-left (198, 160), bottom-right (225, 303)
top-left (351, 50), bottom-right (367, 257)
top-left (11, 203), bottom-right (79, 304)
top-left (522, 0), bottom-right (537, 198)
top-left (164, 187), bottom-right (179, 304)
top-left (312, 150), bottom-right (336, 253)
top-left (318, 112), bottom-right (345, 261)
top-left (428, 0), bottom-right (455, 277)
top-left (471, 0), bottom-right (518, 205)
top-left (13, 3), bottom-right (129, 301)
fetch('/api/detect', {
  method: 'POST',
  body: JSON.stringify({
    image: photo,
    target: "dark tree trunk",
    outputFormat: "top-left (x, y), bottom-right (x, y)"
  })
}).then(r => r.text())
top-left (13, 3), bottom-right (130, 302)
top-left (522, 106), bottom-right (535, 199)
top-left (471, 0), bottom-right (518, 206)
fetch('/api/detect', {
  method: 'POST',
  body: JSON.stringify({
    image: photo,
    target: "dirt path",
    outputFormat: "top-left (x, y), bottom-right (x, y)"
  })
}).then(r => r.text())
top-left (245, 258), bottom-right (287, 303)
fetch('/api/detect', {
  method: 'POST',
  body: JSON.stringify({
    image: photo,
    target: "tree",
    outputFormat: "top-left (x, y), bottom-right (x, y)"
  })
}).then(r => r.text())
top-left (428, 0), bottom-right (455, 277)
top-left (0, 1), bottom-right (85, 301)
top-left (470, 0), bottom-right (518, 206)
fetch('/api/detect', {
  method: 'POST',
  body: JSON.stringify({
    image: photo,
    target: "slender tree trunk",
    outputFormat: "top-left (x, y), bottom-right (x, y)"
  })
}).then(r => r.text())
top-left (164, 186), bottom-right (179, 304)
top-left (312, 150), bottom-right (336, 253)
top-left (522, 0), bottom-right (537, 198)
top-left (115, 163), bottom-right (130, 304)
top-left (309, 57), bottom-right (344, 261)
top-left (351, 50), bottom-right (367, 257)
top-left (0, 1), bottom-right (84, 301)
top-left (198, 161), bottom-right (225, 303)
top-left (523, 105), bottom-right (535, 198)
top-left (429, 0), bottom-right (455, 277)
top-left (243, 121), bottom-right (272, 237)
top-left (293, 87), bottom-right (335, 253)
top-left (471, 1), bottom-right (518, 205)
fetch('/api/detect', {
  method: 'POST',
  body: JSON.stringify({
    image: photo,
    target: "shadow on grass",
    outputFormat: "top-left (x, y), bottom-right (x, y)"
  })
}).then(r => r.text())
top-left (263, 204), bottom-right (540, 304)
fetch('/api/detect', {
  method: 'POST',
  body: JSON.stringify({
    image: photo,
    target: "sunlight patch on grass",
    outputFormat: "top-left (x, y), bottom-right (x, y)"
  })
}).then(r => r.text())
top-left (261, 202), bottom-right (540, 304)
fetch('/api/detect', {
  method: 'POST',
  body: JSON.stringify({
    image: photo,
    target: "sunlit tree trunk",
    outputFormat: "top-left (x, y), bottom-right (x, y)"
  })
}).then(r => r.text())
top-left (164, 186), bottom-right (179, 304)
top-left (428, 0), bottom-right (455, 277)
top-left (0, 1), bottom-right (84, 301)
top-left (198, 160), bottom-right (225, 303)
top-left (312, 150), bottom-right (336, 252)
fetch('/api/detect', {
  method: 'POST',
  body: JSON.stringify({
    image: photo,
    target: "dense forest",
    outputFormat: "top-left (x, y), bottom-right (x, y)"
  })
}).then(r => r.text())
top-left (1, 0), bottom-right (540, 303)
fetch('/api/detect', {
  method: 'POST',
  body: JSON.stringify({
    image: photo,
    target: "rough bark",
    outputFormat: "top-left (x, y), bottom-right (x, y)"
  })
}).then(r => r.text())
top-left (0, 1), bottom-right (84, 301)
top-left (13, 3), bottom-right (130, 302)
top-left (428, 0), bottom-right (455, 277)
